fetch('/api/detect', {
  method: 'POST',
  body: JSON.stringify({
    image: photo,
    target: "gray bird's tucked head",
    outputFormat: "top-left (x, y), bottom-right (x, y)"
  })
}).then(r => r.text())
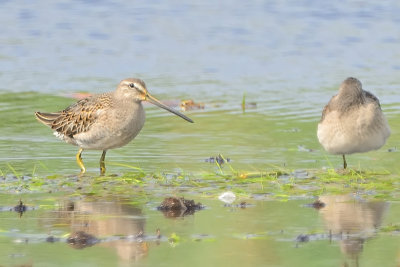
top-left (339, 77), bottom-right (363, 97)
top-left (337, 77), bottom-right (365, 109)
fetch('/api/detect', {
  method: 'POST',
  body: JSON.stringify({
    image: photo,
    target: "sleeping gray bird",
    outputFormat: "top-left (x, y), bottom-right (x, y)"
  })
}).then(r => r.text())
top-left (317, 77), bottom-right (390, 169)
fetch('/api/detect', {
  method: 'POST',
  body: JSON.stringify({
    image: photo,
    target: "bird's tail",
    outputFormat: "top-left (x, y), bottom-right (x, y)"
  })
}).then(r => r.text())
top-left (34, 112), bottom-right (60, 127)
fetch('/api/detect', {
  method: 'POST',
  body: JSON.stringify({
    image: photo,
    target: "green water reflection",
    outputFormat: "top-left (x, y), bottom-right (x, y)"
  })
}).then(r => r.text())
top-left (0, 195), bottom-right (399, 266)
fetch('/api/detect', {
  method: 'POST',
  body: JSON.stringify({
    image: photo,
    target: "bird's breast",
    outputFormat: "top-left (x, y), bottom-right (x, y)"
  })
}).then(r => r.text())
top-left (317, 103), bottom-right (390, 155)
top-left (74, 103), bottom-right (146, 150)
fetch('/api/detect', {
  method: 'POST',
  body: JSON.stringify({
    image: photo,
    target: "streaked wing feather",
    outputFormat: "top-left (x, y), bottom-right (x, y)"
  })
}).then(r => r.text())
top-left (40, 94), bottom-right (112, 137)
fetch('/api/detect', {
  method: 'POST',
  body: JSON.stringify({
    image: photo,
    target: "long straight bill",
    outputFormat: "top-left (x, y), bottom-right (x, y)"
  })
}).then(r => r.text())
top-left (146, 94), bottom-right (194, 123)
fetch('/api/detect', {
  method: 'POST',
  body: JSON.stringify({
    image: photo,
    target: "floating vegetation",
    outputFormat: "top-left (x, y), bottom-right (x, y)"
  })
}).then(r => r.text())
top-left (180, 99), bottom-right (205, 111)
top-left (241, 92), bottom-right (257, 113)
top-left (168, 232), bottom-right (181, 246)
top-left (0, 161), bottom-right (398, 202)
top-left (380, 224), bottom-right (400, 233)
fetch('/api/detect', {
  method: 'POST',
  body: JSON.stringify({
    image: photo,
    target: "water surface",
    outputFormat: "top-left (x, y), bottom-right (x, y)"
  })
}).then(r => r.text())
top-left (0, 194), bottom-right (399, 266)
top-left (0, 1), bottom-right (400, 266)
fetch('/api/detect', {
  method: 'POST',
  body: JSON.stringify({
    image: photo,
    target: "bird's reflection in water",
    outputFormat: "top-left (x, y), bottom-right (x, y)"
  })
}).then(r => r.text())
top-left (54, 198), bottom-right (148, 264)
top-left (318, 195), bottom-right (388, 267)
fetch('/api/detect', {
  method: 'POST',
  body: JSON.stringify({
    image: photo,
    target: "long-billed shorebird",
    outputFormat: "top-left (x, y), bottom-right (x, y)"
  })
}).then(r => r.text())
top-left (317, 77), bottom-right (390, 169)
top-left (35, 78), bottom-right (193, 175)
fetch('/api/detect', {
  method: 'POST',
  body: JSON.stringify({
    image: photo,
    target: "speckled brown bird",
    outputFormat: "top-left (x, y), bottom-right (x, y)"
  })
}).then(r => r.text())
top-left (317, 77), bottom-right (390, 169)
top-left (35, 78), bottom-right (193, 175)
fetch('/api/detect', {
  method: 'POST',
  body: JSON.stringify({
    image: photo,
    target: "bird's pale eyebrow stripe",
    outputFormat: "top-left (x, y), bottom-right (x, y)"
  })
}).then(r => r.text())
top-left (134, 83), bottom-right (145, 92)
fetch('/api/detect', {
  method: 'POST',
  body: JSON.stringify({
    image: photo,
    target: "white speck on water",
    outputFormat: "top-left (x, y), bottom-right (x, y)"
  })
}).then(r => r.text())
top-left (218, 191), bottom-right (236, 204)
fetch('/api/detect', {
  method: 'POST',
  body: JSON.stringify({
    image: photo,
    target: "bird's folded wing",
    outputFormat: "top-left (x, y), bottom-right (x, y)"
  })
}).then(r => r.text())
top-left (51, 95), bottom-right (111, 137)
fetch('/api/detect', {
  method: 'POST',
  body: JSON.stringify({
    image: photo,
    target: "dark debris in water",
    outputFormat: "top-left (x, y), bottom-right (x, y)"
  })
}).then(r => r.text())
top-left (14, 200), bottom-right (27, 213)
top-left (292, 231), bottom-right (372, 247)
top-left (205, 154), bottom-right (230, 165)
top-left (67, 231), bottom-right (99, 249)
top-left (312, 199), bottom-right (325, 209)
top-left (157, 197), bottom-right (203, 217)
top-left (14, 200), bottom-right (27, 217)
top-left (224, 201), bottom-right (254, 209)
top-left (303, 199), bottom-right (326, 210)
top-left (9, 229), bottom-right (165, 249)
top-left (1, 174), bottom-right (33, 182)
top-left (192, 233), bottom-right (215, 242)
top-left (46, 236), bottom-right (60, 243)
top-left (296, 234), bottom-right (309, 243)
top-left (0, 202), bottom-right (35, 217)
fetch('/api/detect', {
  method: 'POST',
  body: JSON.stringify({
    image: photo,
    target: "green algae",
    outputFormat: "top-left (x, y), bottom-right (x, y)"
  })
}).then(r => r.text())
top-left (0, 160), bottom-right (398, 201)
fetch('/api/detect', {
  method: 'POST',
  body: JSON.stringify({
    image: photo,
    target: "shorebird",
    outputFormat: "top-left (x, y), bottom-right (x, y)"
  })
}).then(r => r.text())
top-left (35, 78), bottom-right (194, 175)
top-left (317, 77), bottom-right (390, 169)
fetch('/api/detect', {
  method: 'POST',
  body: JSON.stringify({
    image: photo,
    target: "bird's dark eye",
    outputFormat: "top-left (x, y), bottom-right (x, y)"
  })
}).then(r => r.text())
top-left (129, 83), bottom-right (135, 88)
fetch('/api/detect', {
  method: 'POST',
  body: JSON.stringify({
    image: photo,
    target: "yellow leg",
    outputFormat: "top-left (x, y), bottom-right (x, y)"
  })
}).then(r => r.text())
top-left (100, 150), bottom-right (107, 175)
top-left (342, 154), bottom-right (347, 169)
top-left (76, 148), bottom-right (86, 174)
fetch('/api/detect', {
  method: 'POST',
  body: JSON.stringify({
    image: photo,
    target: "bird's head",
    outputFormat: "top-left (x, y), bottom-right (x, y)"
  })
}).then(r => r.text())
top-left (339, 77), bottom-right (363, 96)
top-left (117, 78), bottom-right (193, 123)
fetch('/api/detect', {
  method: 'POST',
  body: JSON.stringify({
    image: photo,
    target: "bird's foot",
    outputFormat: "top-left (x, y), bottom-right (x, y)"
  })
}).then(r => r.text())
top-left (100, 166), bottom-right (106, 176)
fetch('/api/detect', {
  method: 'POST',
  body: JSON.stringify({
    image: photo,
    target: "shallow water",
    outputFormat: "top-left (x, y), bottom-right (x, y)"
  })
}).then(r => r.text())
top-left (0, 1), bottom-right (400, 175)
top-left (0, 194), bottom-right (399, 266)
top-left (1, 0), bottom-right (400, 266)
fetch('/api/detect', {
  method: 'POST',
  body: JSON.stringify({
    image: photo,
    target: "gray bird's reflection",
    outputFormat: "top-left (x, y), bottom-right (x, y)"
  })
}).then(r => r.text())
top-left (318, 195), bottom-right (388, 267)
